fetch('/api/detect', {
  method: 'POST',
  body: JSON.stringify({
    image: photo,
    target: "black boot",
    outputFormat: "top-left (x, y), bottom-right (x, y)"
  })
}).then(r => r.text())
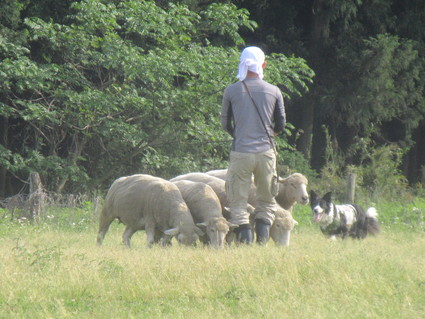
top-left (255, 219), bottom-right (271, 245)
top-left (235, 224), bottom-right (252, 244)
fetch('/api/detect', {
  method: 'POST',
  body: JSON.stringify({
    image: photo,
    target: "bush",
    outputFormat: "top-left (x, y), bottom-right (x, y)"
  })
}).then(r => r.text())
top-left (313, 128), bottom-right (412, 202)
top-left (278, 149), bottom-right (318, 180)
top-left (356, 144), bottom-right (410, 201)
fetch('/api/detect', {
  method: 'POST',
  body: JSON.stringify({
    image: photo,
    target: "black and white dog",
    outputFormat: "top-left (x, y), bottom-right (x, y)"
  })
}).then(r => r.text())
top-left (310, 190), bottom-right (380, 240)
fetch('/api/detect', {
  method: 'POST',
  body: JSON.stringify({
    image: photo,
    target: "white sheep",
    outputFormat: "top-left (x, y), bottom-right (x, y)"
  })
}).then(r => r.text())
top-left (170, 172), bottom-right (255, 245)
top-left (269, 206), bottom-right (298, 246)
top-left (206, 169), bottom-right (309, 246)
top-left (170, 172), bottom-right (255, 220)
top-left (97, 174), bottom-right (203, 248)
top-left (172, 180), bottom-right (237, 248)
top-left (206, 169), bottom-right (309, 209)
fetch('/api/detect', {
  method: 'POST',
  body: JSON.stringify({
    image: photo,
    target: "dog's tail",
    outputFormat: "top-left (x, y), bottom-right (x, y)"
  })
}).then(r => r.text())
top-left (366, 207), bottom-right (380, 236)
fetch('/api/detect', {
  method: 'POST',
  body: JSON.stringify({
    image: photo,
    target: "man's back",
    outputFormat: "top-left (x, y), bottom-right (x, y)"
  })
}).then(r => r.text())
top-left (221, 78), bottom-right (285, 153)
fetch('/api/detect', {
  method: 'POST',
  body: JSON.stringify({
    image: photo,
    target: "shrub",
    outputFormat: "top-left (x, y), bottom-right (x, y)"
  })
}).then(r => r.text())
top-left (356, 144), bottom-right (410, 201)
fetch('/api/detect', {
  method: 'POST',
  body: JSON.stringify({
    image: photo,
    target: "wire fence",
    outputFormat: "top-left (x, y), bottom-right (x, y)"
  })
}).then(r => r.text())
top-left (0, 190), bottom-right (103, 223)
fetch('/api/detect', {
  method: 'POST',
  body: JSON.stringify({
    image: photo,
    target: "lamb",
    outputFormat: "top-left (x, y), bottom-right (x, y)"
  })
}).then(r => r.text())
top-left (205, 168), bottom-right (309, 246)
top-left (96, 174), bottom-right (203, 248)
top-left (172, 180), bottom-right (237, 248)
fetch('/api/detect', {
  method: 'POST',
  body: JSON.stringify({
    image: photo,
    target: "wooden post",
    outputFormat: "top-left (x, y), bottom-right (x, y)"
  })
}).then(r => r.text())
top-left (346, 173), bottom-right (356, 203)
top-left (29, 172), bottom-right (44, 224)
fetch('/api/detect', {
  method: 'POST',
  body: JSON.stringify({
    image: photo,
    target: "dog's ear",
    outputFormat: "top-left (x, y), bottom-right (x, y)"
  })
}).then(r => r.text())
top-left (310, 190), bottom-right (317, 201)
top-left (323, 192), bottom-right (332, 203)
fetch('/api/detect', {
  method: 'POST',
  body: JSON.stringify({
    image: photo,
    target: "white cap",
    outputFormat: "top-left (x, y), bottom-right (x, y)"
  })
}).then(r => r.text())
top-left (236, 46), bottom-right (265, 81)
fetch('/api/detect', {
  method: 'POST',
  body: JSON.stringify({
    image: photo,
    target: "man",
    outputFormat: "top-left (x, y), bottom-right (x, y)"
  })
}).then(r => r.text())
top-left (220, 46), bottom-right (286, 244)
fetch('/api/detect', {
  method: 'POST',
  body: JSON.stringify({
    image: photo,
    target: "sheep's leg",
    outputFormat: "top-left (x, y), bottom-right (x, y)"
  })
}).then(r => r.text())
top-left (96, 214), bottom-right (115, 246)
top-left (122, 226), bottom-right (137, 248)
top-left (154, 229), bottom-right (172, 246)
top-left (145, 226), bottom-right (156, 247)
top-left (225, 231), bottom-right (236, 246)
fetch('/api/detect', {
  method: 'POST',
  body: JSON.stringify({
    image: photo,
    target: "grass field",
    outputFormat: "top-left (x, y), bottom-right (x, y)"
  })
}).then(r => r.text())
top-left (0, 202), bottom-right (424, 319)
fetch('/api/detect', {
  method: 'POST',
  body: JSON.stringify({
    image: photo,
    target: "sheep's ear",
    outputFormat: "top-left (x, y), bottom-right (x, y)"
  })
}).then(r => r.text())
top-left (194, 226), bottom-right (204, 236)
top-left (163, 227), bottom-right (179, 236)
top-left (196, 222), bottom-right (207, 232)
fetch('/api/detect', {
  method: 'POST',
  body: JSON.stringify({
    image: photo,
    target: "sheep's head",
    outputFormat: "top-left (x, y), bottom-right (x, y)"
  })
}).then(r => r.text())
top-left (163, 225), bottom-right (204, 246)
top-left (197, 217), bottom-right (237, 249)
top-left (277, 173), bottom-right (309, 207)
top-left (270, 208), bottom-right (298, 246)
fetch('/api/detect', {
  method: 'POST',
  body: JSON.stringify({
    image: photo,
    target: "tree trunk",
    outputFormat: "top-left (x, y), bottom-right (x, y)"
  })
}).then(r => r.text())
top-left (0, 117), bottom-right (8, 198)
top-left (297, 0), bottom-right (330, 161)
top-left (404, 124), bottom-right (425, 184)
top-left (29, 172), bottom-right (45, 224)
top-left (346, 173), bottom-right (356, 203)
top-left (56, 135), bottom-right (87, 193)
top-left (296, 97), bottom-right (315, 159)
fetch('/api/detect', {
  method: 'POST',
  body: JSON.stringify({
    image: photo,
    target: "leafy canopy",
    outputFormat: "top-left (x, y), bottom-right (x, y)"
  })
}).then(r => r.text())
top-left (0, 0), bottom-right (313, 193)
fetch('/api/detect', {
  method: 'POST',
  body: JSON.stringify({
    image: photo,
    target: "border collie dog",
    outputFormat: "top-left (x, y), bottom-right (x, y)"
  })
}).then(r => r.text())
top-left (310, 190), bottom-right (380, 240)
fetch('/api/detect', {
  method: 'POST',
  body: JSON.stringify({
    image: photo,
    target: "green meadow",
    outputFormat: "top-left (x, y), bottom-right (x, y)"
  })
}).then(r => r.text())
top-left (0, 201), bottom-right (424, 319)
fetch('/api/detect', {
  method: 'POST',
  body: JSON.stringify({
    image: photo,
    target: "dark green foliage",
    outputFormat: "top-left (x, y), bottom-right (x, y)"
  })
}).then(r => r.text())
top-left (2, 0), bottom-right (425, 198)
top-left (236, 0), bottom-right (425, 186)
top-left (0, 0), bottom-right (313, 195)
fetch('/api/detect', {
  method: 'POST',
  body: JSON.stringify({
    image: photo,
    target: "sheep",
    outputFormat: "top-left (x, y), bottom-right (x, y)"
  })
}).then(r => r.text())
top-left (274, 173), bottom-right (309, 210)
top-left (97, 174), bottom-right (203, 248)
top-left (172, 180), bottom-right (237, 248)
top-left (170, 172), bottom-right (255, 220)
top-left (205, 169), bottom-right (309, 210)
top-left (205, 169), bottom-right (228, 180)
top-left (170, 172), bottom-right (255, 245)
top-left (237, 206), bottom-right (298, 246)
top-left (269, 207), bottom-right (298, 246)
top-left (206, 169), bottom-right (309, 246)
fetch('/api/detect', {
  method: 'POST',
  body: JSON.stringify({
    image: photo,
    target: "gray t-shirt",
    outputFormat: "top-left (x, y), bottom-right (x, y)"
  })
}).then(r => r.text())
top-left (221, 78), bottom-right (285, 153)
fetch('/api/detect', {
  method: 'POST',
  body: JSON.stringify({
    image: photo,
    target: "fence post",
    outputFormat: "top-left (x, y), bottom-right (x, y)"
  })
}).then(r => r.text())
top-left (29, 172), bottom-right (44, 224)
top-left (346, 173), bottom-right (356, 203)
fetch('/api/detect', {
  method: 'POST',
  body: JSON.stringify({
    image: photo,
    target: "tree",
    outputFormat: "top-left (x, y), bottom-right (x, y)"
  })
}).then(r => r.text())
top-left (234, 0), bottom-right (425, 184)
top-left (314, 1), bottom-right (425, 180)
top-left (0, 0), bottom-right (313, 196)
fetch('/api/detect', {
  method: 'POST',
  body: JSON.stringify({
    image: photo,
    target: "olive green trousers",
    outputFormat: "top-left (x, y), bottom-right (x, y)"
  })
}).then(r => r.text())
top-left (225, 149), bottom-right (278, 226)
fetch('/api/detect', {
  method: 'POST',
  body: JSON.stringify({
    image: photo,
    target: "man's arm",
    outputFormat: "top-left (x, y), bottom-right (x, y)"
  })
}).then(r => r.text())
top-left (221, 89), bottom-right (234, 137)
top-left (273, 89), bottom-right (285, 135)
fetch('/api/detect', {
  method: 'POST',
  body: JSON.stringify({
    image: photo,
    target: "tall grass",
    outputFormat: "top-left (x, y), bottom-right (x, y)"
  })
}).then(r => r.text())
top-left (1, 209), bottom-right (424, 319)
